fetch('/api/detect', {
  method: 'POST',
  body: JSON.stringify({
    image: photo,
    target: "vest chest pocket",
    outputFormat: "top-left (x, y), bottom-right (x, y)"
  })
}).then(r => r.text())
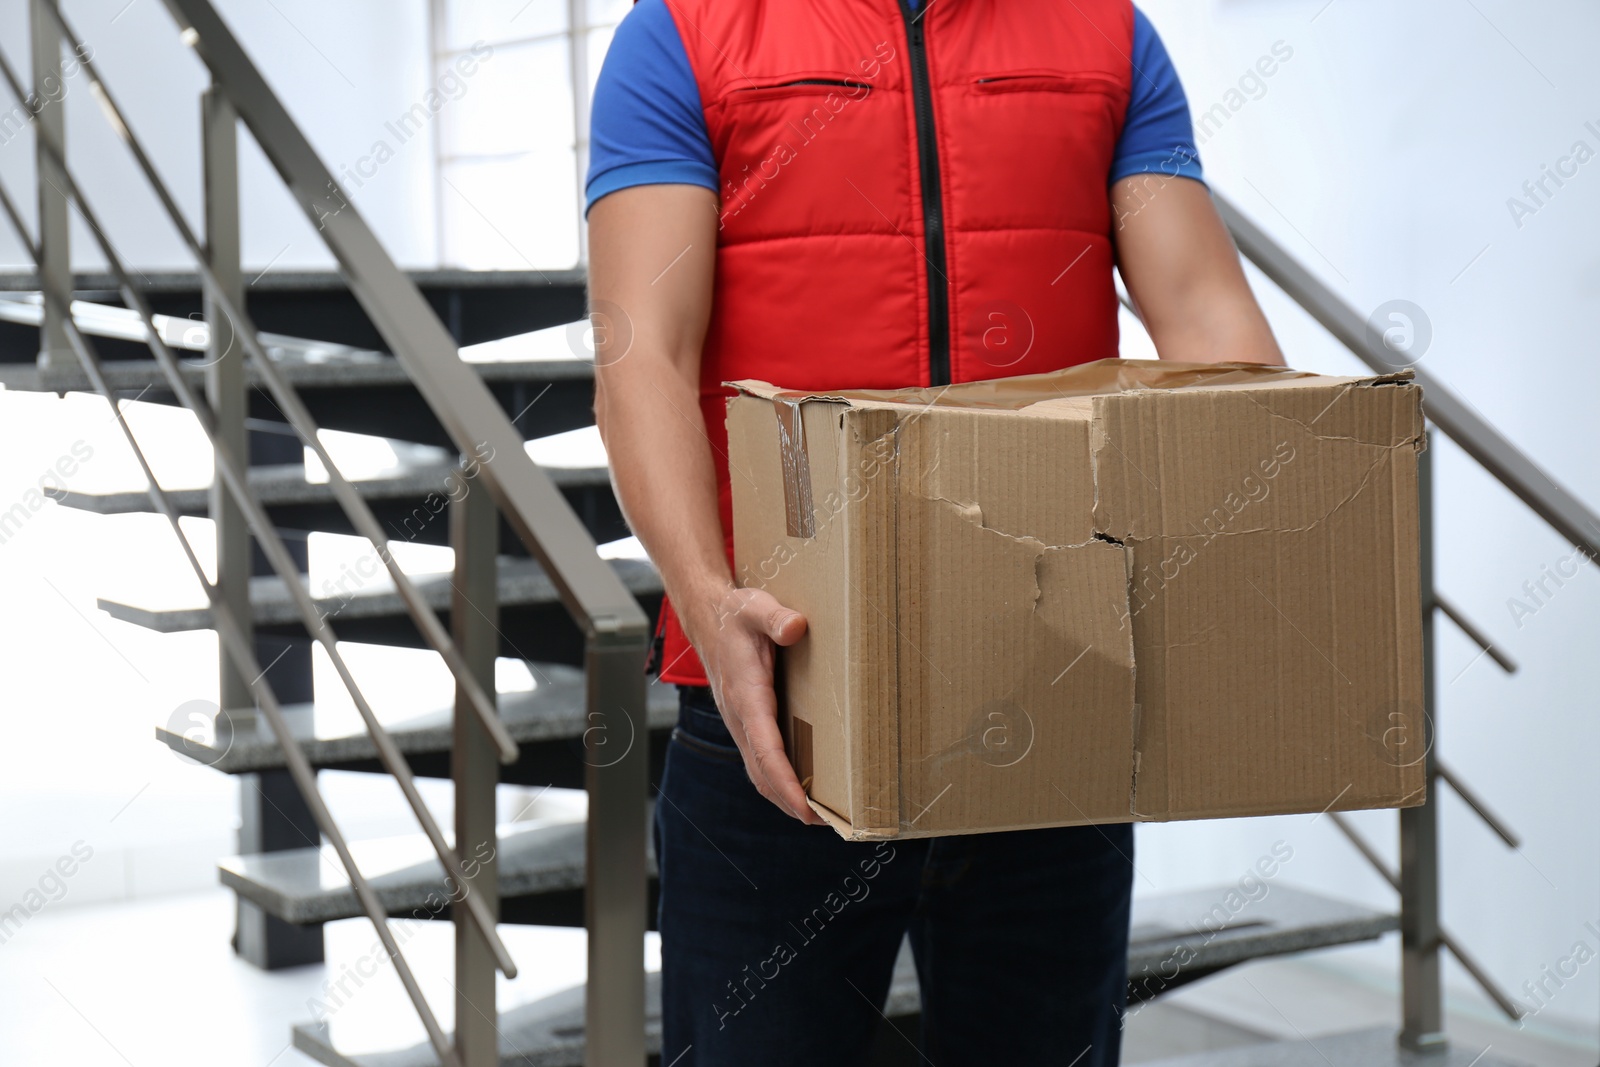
top-left (722, 78), bottom-right (875, 105)
top-left (970, 71), bottom-right (1124, 97)
top-left (942, 69), bottom-right (1129, 231)
top-left (959, 68), bottom-right (1129, 174)
top-left (709, 73), bottom-right (900, 239)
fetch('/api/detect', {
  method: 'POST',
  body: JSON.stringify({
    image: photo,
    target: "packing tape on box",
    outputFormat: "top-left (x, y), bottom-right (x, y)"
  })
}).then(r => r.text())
top-left (773, 397), bottom-right (817, 538)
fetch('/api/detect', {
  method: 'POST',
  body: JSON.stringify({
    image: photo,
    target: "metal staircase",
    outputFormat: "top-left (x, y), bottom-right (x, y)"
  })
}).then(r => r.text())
top-left (0, 2), bottom-right (651, 1064)
top-left (2, 1), bottom-right (1595, 1065)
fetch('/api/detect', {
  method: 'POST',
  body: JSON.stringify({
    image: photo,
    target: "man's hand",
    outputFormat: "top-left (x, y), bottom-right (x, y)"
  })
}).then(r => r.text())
top-left (686, 586), bottom-right (819, 823)
top-left (1112, 174), bottom-right (1285, 365)
top-left (589, 183), bottom-right (823, 825)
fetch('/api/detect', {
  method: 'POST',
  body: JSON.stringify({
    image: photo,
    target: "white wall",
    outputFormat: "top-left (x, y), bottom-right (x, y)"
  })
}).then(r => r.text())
top-left (0, 0), bottom-right (436, 271)
top-left (1129, 0), bottom-right (1600, 1039)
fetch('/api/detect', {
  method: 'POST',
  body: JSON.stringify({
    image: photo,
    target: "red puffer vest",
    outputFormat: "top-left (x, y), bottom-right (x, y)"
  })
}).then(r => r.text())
top-left (654, 0), bottom-right (1134, 684)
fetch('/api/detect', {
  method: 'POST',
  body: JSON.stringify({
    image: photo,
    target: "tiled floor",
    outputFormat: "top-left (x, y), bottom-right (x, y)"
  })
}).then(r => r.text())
top-left (0, 888), bottom-right (1592, 1066)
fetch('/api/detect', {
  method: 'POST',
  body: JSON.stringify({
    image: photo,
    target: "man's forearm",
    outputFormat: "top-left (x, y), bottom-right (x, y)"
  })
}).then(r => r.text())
top-left (1141, 276), bottom-right (1284, 365)
top-left (595, 360), bottom-right (731, 645)
top-left (588, 184), bottom-right (819, 822)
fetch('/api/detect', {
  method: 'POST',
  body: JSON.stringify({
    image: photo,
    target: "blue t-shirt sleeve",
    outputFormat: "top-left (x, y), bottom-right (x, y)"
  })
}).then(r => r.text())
top-left (585, 0), bottom-right (718, 214)
top-left (1110, 7), bottom-right (1205, 186)
top-left (586, 1), bottom-right (1201, 212)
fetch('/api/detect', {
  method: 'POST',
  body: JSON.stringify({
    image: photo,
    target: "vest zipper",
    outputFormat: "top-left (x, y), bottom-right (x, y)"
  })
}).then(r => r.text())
top-left (898, 0), bottom-right (951, 387)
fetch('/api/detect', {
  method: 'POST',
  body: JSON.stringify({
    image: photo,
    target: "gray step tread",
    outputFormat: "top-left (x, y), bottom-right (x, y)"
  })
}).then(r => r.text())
top-left (160, 664), bottom-right (677, 776)
top-left (221, 816), bottom-right (659, 925)
top-left (0, 317), bottom-right (594, 394)
top-left (50, 456), bottom-right (610, 515)
top-left (0, 267), bottom-right (583, 292)
top-left (1125, 884), bottom-right (1398, 986)
top-left (287, 888), bottom-right (1400, 1067)
top-left (101, 554), bottom-right (660, 633)
top-left (0, 349), bottom-right (594, 394)
top-left (293, 926), bottom-right (663, 1067)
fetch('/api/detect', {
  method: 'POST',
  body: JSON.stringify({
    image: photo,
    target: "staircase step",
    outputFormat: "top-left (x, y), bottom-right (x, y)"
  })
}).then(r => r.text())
top-left (0, 319), bottom-right (594, 393)
top-left (100, 554), bottom-right (662, 661)
top-left (290, 921), bottom-right (666, 1067)
top-left (159, 663), bottom-right (677, 785)
top-left (1124, 884), bottom-right (1399, 1000)
top-left (220, 816), bottom-right (658, 927)
top-left (0, 321), bottom-right (599, 447)
top-left (286, 887), bottom-right (1398, 1066)
top-left (1137, 1027), bottom-right (1530, 1066)
top-left (0, 344), bottom-right (593, 400)
top-left (49, 456), bottom-right (625, 546)
top-left (0, 267), bottom-right (586, 366)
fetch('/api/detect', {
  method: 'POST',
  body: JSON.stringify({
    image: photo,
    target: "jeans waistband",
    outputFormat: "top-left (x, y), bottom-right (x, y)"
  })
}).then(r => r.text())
top-left (676, 685), bottom-right (736, 748)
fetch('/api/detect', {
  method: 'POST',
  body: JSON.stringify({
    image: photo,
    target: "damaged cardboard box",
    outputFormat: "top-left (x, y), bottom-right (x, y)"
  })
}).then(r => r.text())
top-left (726, 360), bottom-right (1427, 840)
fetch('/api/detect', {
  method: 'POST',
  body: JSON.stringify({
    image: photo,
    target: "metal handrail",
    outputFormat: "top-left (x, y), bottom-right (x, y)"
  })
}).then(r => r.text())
top-left (1215, 192), bottom-right (1600, 559)
top-left (9, 3), bottom-right (653, 1062)
top-left (30, 2), bottom-right (518, 763)
top-left (0, 94), bottom-right (498, 1067)
top-left (161, 0), bottom-right (650, 639)
top-left (1214, 191), bottom-right (1597, 1047)
top-left (153, 10), bottom-right (654, 1058)
top-left (0, 22), bottom-right (521, 988)
top-left (0, 194), bottom-right (470, 1067)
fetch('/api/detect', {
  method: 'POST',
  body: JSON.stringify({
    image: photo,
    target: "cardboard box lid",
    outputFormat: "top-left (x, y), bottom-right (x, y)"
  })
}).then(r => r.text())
top-left (729, 358), bottom-right (1408, 413)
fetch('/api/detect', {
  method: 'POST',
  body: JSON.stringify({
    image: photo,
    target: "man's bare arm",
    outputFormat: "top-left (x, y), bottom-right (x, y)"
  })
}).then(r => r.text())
top-left (588, 183), bottom-right (822, 824)
top-left (1112, 175), bottom-right (1284, 366)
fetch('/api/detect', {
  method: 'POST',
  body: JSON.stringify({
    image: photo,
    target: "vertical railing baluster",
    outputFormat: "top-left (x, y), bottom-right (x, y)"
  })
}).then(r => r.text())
top-left (203, 83), bottom-right (249, 745)
top-left (453, 462), bottom-right (501, 1066)
top-left (1400, 429), bottom-right (1447, 1051)
top-left (29, 0), bottom-right (68, 369)
top-left (203, 82), bottom-right (325, 972)
top-left (585, 631), bottom-right (650, 1067)
top-left (204, 83), bottom-right (324, 971)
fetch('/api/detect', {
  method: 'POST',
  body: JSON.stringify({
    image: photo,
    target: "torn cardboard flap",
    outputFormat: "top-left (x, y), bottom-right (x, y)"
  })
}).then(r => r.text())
top-left (726, 360), bottom-right (1426, 839)
top-left (893, 409), bottom-right (1136, 835)
top-left (1090, 374), bottom-right (1427, 541)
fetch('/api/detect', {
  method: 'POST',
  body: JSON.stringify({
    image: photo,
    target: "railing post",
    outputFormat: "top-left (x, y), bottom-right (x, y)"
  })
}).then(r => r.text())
top-left (452, 467), bottom-right (501, 1067)
top-left (203, 84), bottom-right (249, 738)
top-left (29, 0), bottom-right (69, 369)
top-left (1400, 429), bottom-right (1446, 1050)
top-left (585, 630), bottom-right (650, 1067)
top-left (204, 84), bottom-right (324, 971)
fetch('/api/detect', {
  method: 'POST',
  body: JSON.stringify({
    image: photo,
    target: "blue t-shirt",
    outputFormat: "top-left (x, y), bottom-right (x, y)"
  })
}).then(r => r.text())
top-left (586, 2), bottom-right (1203, 212)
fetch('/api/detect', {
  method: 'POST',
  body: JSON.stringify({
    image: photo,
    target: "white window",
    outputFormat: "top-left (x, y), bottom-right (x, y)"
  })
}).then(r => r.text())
top-left (429, 0), bottom-right (631, 269)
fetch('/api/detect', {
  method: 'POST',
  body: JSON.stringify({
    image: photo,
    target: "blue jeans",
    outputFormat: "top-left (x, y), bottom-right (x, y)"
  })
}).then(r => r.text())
top-left (656, 685), bottom-right (1134, 1066)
